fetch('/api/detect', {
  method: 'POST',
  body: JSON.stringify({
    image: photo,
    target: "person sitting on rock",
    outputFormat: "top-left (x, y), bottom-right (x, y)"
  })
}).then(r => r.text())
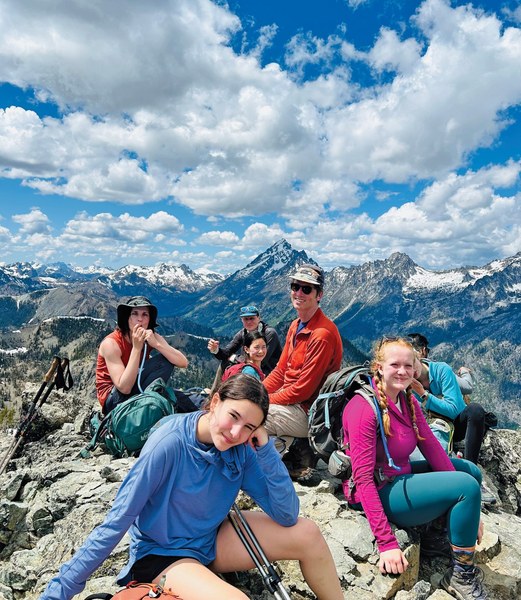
top-left (207, 305), bottom-right (282, 377)
top-left (221, 331), bottom-right (267, 382)
top-left (96, 296), bottom-right (188, 415)
top-left (407, 332), bottom-right (495, 505)
top-left (342, 337), bottom-right (488, 600)
top-left (39, 375), bottom-right (344, 600)
top-left (264, 264), bottom-right (343, 484)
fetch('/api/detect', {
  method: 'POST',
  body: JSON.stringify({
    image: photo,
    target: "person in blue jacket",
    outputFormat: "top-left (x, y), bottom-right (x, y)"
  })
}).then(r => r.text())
top-left (39, 374), bottom-right (343, 600)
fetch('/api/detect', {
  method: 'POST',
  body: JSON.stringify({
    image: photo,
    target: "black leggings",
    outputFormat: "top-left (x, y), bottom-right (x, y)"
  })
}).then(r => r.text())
top-left (453, 403), bottom-right (486, 464)
top-left (103, 354), bottom-right (174, 415)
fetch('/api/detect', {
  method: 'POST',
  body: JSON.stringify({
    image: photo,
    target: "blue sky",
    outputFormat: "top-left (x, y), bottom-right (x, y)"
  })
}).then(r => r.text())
top-left (0, 0), bottom-right (520, 274)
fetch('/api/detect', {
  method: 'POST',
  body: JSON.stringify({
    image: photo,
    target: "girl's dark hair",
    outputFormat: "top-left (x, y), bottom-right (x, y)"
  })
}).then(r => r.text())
top-left (243, 330), bottom-right (267, 348)
top-left (206, 373), bottom-right (269, 423)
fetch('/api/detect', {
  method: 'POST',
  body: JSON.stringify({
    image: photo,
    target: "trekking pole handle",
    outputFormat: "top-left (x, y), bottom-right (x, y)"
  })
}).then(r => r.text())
top-left (44, 356), bottom-right (61, 383)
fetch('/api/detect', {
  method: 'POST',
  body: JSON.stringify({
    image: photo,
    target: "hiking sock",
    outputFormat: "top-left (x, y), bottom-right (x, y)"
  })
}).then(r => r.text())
top-left (451, 545), bottom-right (475, 572)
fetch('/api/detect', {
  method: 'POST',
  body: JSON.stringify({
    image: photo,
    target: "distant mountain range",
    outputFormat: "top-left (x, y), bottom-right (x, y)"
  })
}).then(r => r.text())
top-left (1, 240), bottom-right (520, 426)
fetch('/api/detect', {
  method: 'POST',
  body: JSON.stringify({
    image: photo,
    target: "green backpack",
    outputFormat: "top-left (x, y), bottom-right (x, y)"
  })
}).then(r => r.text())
top-left (83, 378), bottom-right (178, 458)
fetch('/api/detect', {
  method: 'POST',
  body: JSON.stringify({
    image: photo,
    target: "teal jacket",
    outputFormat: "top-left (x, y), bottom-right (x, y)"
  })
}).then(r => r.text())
top-left (419, 361), bottom-right (466, 421)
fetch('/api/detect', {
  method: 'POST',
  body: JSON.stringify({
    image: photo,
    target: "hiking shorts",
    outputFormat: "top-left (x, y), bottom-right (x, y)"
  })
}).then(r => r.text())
top-left (131, 553), bottom-right (192, 582)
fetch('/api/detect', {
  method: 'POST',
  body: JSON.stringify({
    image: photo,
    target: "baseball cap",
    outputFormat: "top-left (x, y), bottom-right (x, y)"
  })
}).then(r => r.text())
top-left (289, 263), bottom-right (324, 287)
top-left (239, 305), bottom-right (260, 317)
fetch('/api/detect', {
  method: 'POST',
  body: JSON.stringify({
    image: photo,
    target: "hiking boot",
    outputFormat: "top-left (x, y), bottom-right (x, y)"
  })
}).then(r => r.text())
top-left (284, 438), bottom-right (320, 486)
top-left (441, 565), bottom-right (489, 600)
top-left (420, 527), bottom-right (452, 558)
top-left (283, 438), bottom-right (317, 467)
top-left (286, 464), bottom-right (321, 486)
top-left (480, 484), bottom-right (496, 506)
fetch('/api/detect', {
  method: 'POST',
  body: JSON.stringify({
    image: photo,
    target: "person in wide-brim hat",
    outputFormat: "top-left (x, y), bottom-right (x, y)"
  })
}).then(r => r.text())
top-left (96, 295), bottom-right (188, 415)
top-left (117, 296), bottom-right (159, 332)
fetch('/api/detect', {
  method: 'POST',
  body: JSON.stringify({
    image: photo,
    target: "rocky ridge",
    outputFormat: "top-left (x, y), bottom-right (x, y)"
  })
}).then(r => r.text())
top-left (0, 382), bottom-right (520, 600)
top-left (1, 241), bottom-right (520, 425)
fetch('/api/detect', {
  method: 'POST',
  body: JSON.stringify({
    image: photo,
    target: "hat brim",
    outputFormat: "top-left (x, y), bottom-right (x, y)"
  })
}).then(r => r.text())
top-left (289, 274), bottom-right (320, 286)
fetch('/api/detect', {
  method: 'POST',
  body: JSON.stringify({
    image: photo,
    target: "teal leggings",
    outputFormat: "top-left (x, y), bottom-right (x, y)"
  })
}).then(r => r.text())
top-left (378, 459), bottom-right (482, 548)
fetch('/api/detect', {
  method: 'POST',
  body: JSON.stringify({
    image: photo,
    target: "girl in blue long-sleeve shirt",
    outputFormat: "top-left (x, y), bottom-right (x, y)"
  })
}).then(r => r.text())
top-left (40, 374), bottom-right (343, 600)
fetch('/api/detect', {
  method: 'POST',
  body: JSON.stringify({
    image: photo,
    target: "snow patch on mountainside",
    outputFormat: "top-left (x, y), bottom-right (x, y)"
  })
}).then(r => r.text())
top-left (235, 239), bottom-right (296, 279)
top-left (42, 316), bottom-right (106, 323)
top-left (108, 263), bottom-right (223, 290)
top-left (405, 267), bottom-right (467, 290)
top-left (0, 347), bottom-right (27, 355)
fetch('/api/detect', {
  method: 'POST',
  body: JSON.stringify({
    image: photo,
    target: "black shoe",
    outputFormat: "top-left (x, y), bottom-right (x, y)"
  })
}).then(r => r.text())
top-left (420, 527), bottom-right (452, 558)
top-left (441, 565), bottom-right (489, 600)
top-left (286, 465), bottom-right (321, 486)
top-left (286, 438), bottom-right (317, 468)
top-left (284, 438), bottom-right (319, 486)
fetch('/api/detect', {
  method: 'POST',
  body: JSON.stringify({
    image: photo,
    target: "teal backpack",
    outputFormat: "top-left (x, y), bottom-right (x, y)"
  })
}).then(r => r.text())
top-left (82, 378), bottom-right (179, 458)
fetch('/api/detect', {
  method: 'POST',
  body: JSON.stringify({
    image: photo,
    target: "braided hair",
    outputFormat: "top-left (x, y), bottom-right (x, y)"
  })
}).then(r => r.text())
top-left (371, 337), bottom-right (424, 441)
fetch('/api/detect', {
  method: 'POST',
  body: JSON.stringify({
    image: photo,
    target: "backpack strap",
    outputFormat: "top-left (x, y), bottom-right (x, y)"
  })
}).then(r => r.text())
top-left (352, 383), bottom-right (401, 473)
top-left (370, 394), bottom-right (401, 472)
top-left (54, 358), bottom-right (74, 391)
top-left (79, 412), bottom-right (111, 458)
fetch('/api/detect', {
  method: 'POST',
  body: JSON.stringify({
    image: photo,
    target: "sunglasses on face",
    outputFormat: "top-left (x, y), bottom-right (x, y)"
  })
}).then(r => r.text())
top-left (290, 282), bottom-right (315, 295)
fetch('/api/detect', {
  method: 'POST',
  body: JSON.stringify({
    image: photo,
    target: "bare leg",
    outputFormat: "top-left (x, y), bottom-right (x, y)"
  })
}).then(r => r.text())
top-left (211, 511), bottom-right (343, 600)
top-left (154, 558), bottom-right (248, 600)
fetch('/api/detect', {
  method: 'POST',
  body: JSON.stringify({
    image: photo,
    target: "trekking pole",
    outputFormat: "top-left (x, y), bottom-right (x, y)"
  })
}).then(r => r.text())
top-left (228, 503), bottom-right (292, 600)
top-left (0, 356), bottom-right (71, 476)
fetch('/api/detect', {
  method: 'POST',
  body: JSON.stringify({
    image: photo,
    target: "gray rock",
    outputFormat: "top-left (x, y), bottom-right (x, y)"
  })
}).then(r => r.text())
top-left (1, 394), bottom-right (521, 599)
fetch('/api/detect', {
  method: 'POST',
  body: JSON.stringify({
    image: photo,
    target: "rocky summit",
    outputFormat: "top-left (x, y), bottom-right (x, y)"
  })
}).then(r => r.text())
top-left (0, 382), bottom-right (521, 600)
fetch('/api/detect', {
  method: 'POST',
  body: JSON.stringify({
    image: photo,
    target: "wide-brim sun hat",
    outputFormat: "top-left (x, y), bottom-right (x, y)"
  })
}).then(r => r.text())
top-left (117, 296), bottom-right (158, 330)
top-left (289, 263), bottom-right (324, 287)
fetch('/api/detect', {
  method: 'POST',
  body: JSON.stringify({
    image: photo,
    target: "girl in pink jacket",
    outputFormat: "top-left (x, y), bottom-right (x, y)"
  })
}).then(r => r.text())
top-left (342, 337), bottom-right (488, 600)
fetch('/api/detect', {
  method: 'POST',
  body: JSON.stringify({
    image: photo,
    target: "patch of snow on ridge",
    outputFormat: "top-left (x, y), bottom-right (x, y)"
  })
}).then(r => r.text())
top-left (42, 316), bottom-right (106, 323)
top-left (406, 267), bottom-right (466, 291)
top-left (0, 347), bottom-right (27, 355)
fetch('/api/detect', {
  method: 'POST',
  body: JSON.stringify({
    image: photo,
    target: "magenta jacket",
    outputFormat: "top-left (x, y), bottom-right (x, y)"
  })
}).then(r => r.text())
top-left (342, 386), bottom-right (454, 552)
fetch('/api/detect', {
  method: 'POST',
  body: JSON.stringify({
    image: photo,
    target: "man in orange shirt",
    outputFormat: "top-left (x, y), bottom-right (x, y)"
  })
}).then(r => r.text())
top-left (264, 264), bottom-right (343, 483)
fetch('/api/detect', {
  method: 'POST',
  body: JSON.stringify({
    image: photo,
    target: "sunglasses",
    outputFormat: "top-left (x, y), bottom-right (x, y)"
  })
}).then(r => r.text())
top-left (377, 335), bottom-right (414, 349)
top-left (290, 282), bottom-right (315, 295)
top-left (240, 305), bottom-right (259, 316)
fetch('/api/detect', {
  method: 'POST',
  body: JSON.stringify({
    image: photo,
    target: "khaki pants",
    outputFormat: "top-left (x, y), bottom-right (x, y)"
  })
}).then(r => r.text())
top-left (265, 403), bottom-right (309, 454)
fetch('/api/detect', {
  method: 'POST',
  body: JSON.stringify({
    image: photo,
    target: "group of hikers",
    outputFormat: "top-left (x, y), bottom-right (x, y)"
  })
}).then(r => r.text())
top-left (40, 264), bottom-right (493, 600)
